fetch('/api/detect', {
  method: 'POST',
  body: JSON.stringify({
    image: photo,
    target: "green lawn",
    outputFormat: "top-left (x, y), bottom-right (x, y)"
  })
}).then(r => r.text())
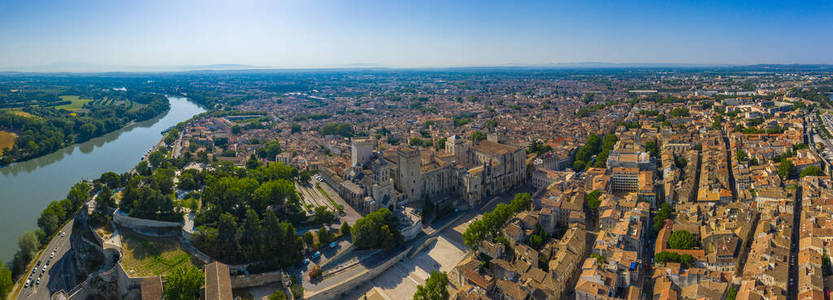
top-left (56, 95), bottom-right (93, 111)
top-left (120, 230), bottom-right (203, 277)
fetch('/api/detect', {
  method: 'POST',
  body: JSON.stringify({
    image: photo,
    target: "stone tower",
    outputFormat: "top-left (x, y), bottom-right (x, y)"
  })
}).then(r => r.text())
top-left (446, 135), bottom-right (470, 166)
top-left (351, 138), bottom-right (375, 167)
top-left (398, 145), bottom-right (422, 203)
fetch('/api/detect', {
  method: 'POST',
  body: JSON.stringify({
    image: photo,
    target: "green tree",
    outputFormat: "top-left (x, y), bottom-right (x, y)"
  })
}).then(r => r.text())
top-left (463, 218), bottom-right (488, 250)
top-left (153, 168), bottom-right (176, 194)
top-left (510, 193), bottom-right (531, 212)
top-left (470, 131), bottom-right (487, 142)
top-left (645, 139), bottom-right (659, 157)
top-left (252, 179), bottom-right (294, 212)
top-left (726, 287), bottom-right (737, 300)
top-left (97, 186), bottom-right (115, 213)
top-left (12, 231), bottom-right (41, 276)
top-left (340, 223), bottom-right (351, 237)
top-left (177, 171), bottom-right (198, 190)
top-left (585, 190), bottom-right (602, 210)
top-left (136, 160), bottom-right (151, 176)
top-left (413, 271), bottom-right (449, 300)
top-left (527, 140), bottom-right (552, 156)
top-left (653, 203), bottom-right (672, 232)
top-left (668, 230), bottom-right (697, 249)
top-left (257, 141), bottom-right (283, 160)
top-left (778, 159), bottom-right (797, 180)
top-left (319, 122), bottom-right (354, 137)
top-left (303, 231), bottom-right (315, 248)
top-left (736, 149), bottom-right (748, 162)
top-left (67, 182), bottom-right (91, 208)
top-left (269, 290), bottom-right (288, 300)
top-left (318, 226), bottom-right (332, 246)
top-left (217, 213), bottom-right (240, 258)
top-left (351, 208), bottom-right (403, 249)
top-left (148, 151), bottom-right (166, 169)
top-left (670, 107), bottom-right (690, 117)
top-left (247, 155), bottom-right (262, 169)
top-left (573, 160), bottom-right (586, 171)
top-left (0, 260), bottom-right (12, 300)
top-left (463, 194), bottom-right (530, 250)
top-left (313, 206), bottom-right (335, 224)
top-left (165, 129), bottom-right (180, 146)
top-left (163, 264), bottom-right (205, 300)
top-left (98, 171), bottom-right (122, 189)
top-left (800, 166), bottom-right (825, 177)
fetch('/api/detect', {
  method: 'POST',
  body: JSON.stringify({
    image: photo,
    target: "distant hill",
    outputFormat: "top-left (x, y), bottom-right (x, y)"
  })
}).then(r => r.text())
top-left (4, 62), bottom-right (833, 73)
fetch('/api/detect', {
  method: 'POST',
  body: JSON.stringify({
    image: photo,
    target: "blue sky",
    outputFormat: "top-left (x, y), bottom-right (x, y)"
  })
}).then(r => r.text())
top-left (1, 0), bottom-right (832, 70)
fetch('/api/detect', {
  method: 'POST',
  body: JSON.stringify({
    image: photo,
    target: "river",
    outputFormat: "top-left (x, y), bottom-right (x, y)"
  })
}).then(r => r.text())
top-left (0, 96), bottom-right (205, 261)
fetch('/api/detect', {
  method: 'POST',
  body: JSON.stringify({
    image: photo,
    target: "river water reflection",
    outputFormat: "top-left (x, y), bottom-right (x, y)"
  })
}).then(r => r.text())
top-left (0, 96), bottom-right (204, 261)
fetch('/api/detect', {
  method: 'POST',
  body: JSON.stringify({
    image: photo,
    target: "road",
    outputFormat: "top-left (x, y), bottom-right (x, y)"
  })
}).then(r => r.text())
top-left (300, 186), bottom-right (532, 298)
top-left (18, 220), bottom-right (76, 300)
top-left (787, 183), bottom-right (802, 298)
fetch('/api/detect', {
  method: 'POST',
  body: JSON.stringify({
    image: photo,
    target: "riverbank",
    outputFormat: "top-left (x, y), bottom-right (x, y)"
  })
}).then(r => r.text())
top-left (0, 104), bottom-right (169, 167)
top-left (0, 97), bottom-right (205, 262)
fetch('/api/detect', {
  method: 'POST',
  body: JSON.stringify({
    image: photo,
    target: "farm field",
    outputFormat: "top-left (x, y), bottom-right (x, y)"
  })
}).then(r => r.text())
top-left (11, 110), bottom-right (36, 118)
top-left (0, 130), bottom-right (16, 153)
top-left (56, 95), bottom-right (93, 111)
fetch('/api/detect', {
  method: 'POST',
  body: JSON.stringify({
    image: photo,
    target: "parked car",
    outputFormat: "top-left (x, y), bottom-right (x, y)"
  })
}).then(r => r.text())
top-left (24, 279), bottom-right (30, 288)
top-left (35, 278), bottom-right (40, 285)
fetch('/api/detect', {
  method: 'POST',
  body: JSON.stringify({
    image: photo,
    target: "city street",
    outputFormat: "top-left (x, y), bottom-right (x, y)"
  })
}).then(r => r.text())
top-left (18, 220), bottom-right (76, 300)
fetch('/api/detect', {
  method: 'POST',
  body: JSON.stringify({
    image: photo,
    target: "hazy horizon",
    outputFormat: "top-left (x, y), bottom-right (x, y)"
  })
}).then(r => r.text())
top-left (2, 0), bottom-right (833, 72)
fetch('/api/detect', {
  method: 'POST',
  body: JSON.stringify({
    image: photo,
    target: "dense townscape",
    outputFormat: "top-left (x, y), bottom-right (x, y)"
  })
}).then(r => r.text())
top-left (1, 67), bottom-right (833, 300)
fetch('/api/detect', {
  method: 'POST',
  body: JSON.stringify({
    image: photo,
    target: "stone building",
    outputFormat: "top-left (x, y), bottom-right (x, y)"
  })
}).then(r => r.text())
top-left (345, 135), bottom-right (528, 211)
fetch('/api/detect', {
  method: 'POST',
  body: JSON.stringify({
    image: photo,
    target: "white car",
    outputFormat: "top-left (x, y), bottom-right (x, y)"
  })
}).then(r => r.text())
top-left (24, 279), bottom-right (30, 288)
top-left (61, 232), bottom-right (65, 237)
top-left (50, 252), bottom-right (54, 259)
top-left (42, 265), bottom-right (47, 272)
